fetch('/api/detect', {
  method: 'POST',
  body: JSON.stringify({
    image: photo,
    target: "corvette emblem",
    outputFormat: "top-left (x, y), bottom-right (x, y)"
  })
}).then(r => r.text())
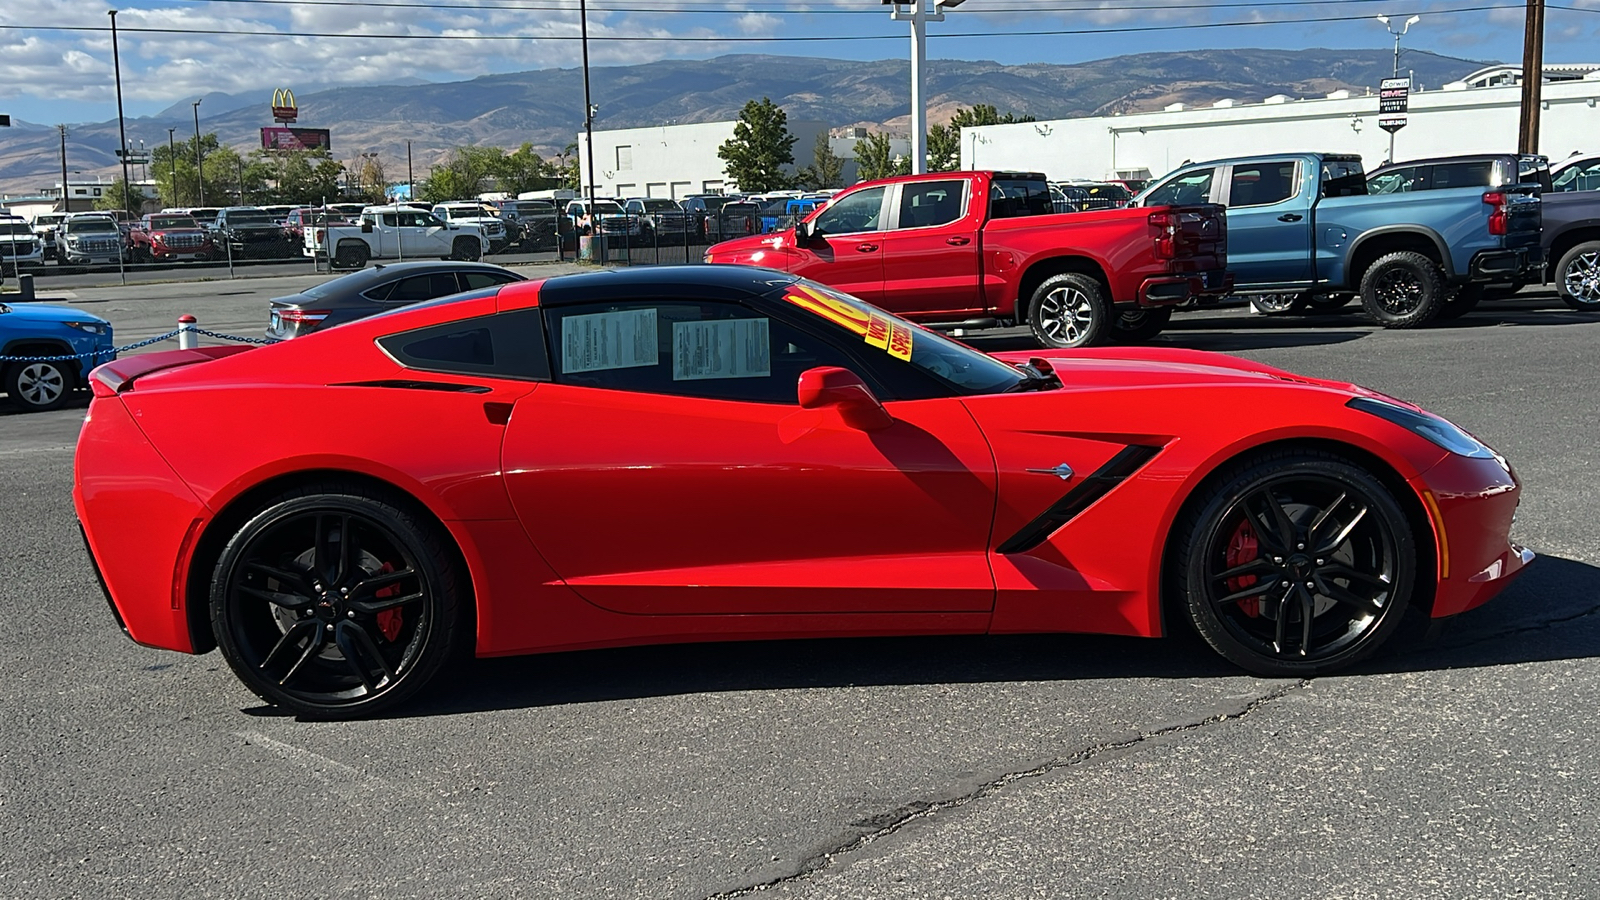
top-left (1025, 463), bottom-right (1075, 480)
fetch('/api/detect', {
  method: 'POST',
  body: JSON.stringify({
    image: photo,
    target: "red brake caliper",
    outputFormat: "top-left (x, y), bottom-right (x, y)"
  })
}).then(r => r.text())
top-left (1224, 521), bottom-right (1261, 618)
top-left (373, 561), bottom-right (403, 641)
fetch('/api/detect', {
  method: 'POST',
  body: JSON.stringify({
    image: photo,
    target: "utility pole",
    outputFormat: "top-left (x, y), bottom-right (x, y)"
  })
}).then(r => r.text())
top-left (192, 99), bottom-right (205, 205)
top-left (109, 10), bottom-right (133, 214)
top-left (237, 155), bottom-right (245, 204)
top-left (167, 128), bottom-right (177, 206)
top-left (580, 0), bottom-right (598, 251)
top-left (406, 139), bottom-right (414, 202)
top-left (1518, 0), bottom-right (1546, 153)
top-left (58, 125), bottom-right (70, 213)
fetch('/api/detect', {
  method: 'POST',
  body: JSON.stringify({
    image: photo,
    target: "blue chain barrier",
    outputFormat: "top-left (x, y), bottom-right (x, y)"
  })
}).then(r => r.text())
top-left (0, 325), bottom-right (277, 363)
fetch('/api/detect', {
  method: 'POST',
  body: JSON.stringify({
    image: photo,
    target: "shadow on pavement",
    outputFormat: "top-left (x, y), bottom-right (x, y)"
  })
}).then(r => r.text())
top-left (351, 554), bottom-right (1598, 720)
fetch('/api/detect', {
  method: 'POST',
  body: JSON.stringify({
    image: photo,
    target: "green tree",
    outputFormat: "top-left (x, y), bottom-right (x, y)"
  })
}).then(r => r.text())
top-left (797, 132), bottom-right (845, 190)
top-left (927, 105), bottom-right (1036, 172)
top-left (556, 143), bottom-right (580, 192)
top-left (718, 98), bottom-right (797, 192)
top-left (498, 143), bottom-right (555, 195)
top-left (94, 178), bottom-right (147, 213)
top-left (151, 134), bottom-right (221, 207)
top-left (256, 147), bottom-right (344, 206)
top-left (854, 132), bottom-right (909, 182)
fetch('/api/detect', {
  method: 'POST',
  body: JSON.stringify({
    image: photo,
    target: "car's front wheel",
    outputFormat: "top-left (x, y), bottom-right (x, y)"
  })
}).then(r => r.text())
top-left (1028, 272), bottom-right (1111, 349)
top-left (451, 237), bottom-right (482, 262)
top-left (1555, 240), bottom-right (1600, 312)
top-left (4, 359), bottom-right (74, 412)
top-left (1359, 251), bottom-right (1446, 328)
top-left (209, 484), bottom-right (464, 719)
top-left (1173, 449), bottom-right (1416, 677)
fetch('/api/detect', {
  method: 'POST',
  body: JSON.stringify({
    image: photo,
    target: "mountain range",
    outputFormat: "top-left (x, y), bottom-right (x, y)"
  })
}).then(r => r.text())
top-left (0, 48), bottom-right (1491, 196)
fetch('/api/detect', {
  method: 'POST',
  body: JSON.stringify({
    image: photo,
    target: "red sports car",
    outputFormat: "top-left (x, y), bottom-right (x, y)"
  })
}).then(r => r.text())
top-left (75, 266), bottom-right (1532, 718)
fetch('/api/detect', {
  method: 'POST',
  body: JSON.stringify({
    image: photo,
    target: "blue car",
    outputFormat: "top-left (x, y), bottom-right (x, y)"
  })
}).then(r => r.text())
top-left (0, 300), bottom-right (116, 412)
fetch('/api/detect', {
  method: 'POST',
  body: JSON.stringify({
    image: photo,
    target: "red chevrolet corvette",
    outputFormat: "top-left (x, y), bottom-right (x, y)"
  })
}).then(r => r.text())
top-left (75, 266), bottom-right (1532, 718)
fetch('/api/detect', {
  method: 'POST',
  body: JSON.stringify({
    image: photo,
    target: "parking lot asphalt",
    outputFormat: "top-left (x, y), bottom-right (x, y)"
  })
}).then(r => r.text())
top-left (1, 280), bottom-right (1596, 899)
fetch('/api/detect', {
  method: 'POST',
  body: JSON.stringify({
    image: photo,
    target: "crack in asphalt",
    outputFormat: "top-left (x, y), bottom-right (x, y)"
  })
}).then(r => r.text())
top-left (703, 678), bottom-right (1311, 898)
top-left (1430, 601), bottom-right (1600, 653)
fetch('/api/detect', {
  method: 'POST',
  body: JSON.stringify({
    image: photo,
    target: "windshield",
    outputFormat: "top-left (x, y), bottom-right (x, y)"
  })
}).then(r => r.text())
top-left (226, 211), bottom-right (273, 225)
top-left (778, 280), bottom-right (1027, 395)
top-left (510, 201), bottom-right (555, 214)
top-left (590, 201), bottom-right (625, 215)
top-left (0, 222), bottom-right (31, 237)
top-left (36, 215), bottom-right (65, 226)
top-left (149, 216), bottom-right (198, 229)
top-left (640, 199), bottom-right (679, 211)
top-left (697, 196), bottom-right (732, 212)
top-left (67, 218), bottom-right (118, 233)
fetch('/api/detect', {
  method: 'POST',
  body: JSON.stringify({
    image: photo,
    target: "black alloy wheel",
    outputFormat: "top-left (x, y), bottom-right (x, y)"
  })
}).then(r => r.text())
top-left (210, 486), bottom-right (462, 718)
top-left (1359, 251), bottom-right (1445, 328)
top-left (1111, 306), bottom-right (1172, 343)
top-left (1176, 450), bottom-right (1415, 676)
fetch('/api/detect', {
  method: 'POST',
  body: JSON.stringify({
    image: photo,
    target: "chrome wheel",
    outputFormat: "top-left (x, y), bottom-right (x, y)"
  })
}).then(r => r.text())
top-left (1037, 285), bottom-right (1095, 345)
top-left (1249, 293), bottom-right (1304, 315)
top-left (1561, 249), bottom-right (1600, 308)
top-left (15, 362), bottom-right (67, 408)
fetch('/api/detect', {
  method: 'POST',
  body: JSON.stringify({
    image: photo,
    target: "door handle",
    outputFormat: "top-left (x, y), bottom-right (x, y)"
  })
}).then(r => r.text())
top-left (946, 236), bottom-right (971, 246)
top-left (856, 243), bottom-right (879, 252)
top-left (1278, 213), bottom-right (1304, 222)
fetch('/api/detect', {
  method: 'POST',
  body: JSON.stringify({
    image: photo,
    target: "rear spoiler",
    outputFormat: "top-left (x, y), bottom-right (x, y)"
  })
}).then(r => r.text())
top-left (89, 345), bottom-right (253, 395)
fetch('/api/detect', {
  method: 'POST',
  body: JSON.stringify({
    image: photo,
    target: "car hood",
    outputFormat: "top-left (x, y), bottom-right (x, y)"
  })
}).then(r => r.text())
top-left (706, 232), bottom-right (783, 259)
top-left (0, 302), bottom-right (109, 326)
top-left (990, 346), bottom-right (1390, 401)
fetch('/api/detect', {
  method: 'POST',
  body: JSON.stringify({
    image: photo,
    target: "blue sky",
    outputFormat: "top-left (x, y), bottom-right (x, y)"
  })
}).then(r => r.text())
top-left (2, 0), bottom-right (1598, 126)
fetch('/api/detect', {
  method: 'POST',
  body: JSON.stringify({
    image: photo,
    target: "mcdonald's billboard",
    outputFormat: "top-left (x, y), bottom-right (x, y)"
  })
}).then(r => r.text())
top-left (260, 127), bottom-right (332, 152)
top-left (271, 88), bottom-right (298, 123)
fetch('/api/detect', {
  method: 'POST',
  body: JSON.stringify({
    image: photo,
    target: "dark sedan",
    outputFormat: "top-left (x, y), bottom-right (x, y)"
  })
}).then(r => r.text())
top-left (266, 260), bottom-right (524, 340)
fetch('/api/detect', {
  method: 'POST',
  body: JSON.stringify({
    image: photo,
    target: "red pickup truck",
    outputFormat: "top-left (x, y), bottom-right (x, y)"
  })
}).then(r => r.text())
top-left (127, 212), bottom-right (214, 263)
top-left (704, 170), bottom-right (1229, 347)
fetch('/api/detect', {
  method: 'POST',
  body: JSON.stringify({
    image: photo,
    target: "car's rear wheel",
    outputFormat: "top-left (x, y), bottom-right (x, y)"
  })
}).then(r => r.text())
top-left (1173, 450), bottom-right (1415, 676)
top-left (210, 485), bottom-right (463, 719)
top-left (1111, 306), bottom-right (1171, 343)
top-left (4, 359), bottom-right (74, 412)
top-left (1359, 251), bottom-right (1445, 328)
top-left (1028, 272), bottom-right (1111, 349)
top-left (451, 237), bottom-right (482, 262)
top-left (1305, 293), bottom-right (1355, 313)
top-left (1555, 240), bottom-right (1600, 312)
top-left (333, 242), bottom-right (369, 270)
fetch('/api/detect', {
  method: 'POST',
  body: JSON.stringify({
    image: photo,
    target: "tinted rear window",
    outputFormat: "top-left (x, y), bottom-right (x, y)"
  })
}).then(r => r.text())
top-left (990, 177), bottom-right (1053, 218)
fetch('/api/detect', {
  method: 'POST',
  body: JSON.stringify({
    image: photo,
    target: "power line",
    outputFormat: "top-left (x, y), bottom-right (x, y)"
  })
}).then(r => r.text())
top-left (0, 5), bottom-right (1574, 43)
top-left (158, 0), bottom-right (1426, 14)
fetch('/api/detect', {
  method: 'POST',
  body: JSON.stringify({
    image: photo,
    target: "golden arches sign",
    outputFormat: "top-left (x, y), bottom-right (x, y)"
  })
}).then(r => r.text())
top-left (271, 88), bottom-right (298, 123)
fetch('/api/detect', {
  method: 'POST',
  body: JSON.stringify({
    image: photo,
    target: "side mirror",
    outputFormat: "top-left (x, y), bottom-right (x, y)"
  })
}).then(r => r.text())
top-left (797, 366), bottom-right (893, 431)
top-left (796, 219), bottom-right (820, 244)
top-left (360, 220), bottom-right (374, 233)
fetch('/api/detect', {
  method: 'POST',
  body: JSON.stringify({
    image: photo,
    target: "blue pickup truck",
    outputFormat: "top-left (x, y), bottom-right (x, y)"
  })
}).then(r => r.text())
top-left (1134, 153), bottom-right (1543, 327)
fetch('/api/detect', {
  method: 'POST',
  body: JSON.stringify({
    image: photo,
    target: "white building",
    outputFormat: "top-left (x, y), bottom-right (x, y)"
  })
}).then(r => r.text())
top-left (576, 121), bottom-right (911, 197)
top-left (960, 65), bottom-right (1600, 183)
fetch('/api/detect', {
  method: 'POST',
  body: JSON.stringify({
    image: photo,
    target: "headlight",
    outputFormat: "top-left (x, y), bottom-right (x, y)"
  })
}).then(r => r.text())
top-left (65, 321), bottom-right (107, 335)
top-left (1348, 396), bottom-right (1497, 459)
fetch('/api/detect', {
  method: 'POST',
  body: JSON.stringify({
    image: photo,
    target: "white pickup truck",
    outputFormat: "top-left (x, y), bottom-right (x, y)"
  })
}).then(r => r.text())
top-left (304, 205), bottom-right (488, 269)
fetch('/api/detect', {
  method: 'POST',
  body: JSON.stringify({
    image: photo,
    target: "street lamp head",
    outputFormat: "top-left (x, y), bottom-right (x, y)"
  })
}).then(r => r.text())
top-left (1405, 14), bottom-right (1421, 26)
top-left (1376, 14), bottom-right (1389, 25)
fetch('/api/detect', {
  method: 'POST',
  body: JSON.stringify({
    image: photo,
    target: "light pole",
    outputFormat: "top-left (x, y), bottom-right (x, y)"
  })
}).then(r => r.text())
top-left (580, 0), bottom-right (598, 250)
top-left (889, 0), bottom-right (964, 175)
top-left (167, 127), bottom-right (177, 206)
top-left (192, 99), bottom-right (205, 206)
top-left (1376, 15), bottom-right (1420, 163)
top-left (109, 10), bottom-right (133, 214)
top-left (406, 139), bottom-right (414, 202)
top-left (1376, 14), bottom-right (1420, 78)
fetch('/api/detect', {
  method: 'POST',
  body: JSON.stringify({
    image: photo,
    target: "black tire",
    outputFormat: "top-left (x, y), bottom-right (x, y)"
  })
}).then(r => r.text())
top-left (1027, 272), bottom-right (1112, 349)
top-left (1437, 283), bottom-right (1484, 320)
top-left (451, 236), bottom-right (482, 262)
top-left (1359, 251), bottom-right (1446, 328)
top-left (209, 483), bottom-right (464, 719)
top-left (1112, 306), bottom-right (1172, 343)
top-left (3, 358), bottom-right (75, 412)
top-left (1305, 293), bottom-right (1355, 313)
top-left (1172, 449), bottom-right (1415, 677)
top-left (1554, 240), bottom-right (1600, 312)
top-left (1249, 293), bottom-right (1307, 316)
top-left (333, 242), bottom-right (369, 270)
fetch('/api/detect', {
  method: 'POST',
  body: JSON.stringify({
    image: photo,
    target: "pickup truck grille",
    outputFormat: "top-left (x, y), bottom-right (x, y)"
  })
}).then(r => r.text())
top-left (0, 240), bottom-right (36, 256)
top-left (74, 237), bottom-right (120, 254)
top-left (238, 230), bottom-right (281, 243)
top-left (162, 233), bottom-right (205, 249)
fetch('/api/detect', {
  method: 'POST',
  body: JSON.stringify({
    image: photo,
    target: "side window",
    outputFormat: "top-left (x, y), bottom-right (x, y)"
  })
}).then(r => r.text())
top-left (544, 299), bottom-right (859, 404)
top-left (1368, 167), bottom-right (1424, 194)
top-left (388, 273), bottom-right (466, 304)
top-left (378, 309), bottom-right (550, 380)
top-left (1554, 160), bottom-right (1600, 192)
top-left (1143, 169), bottom-right (1214, 207)
top-left (461, 271), bottom-right (518, 290)
top-left (361, 280), bottom-right (398, 302)
top-left (381, 213), bottom-right (399, 228)
top-left (1228, 161), bottom-right (1297, 207)
top-left (897, 180), bottom-right (966, 229)
top-left (1430, 161), bottom-right (1495, 189)
top-left (811, 187), bottom-right (886, 235)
